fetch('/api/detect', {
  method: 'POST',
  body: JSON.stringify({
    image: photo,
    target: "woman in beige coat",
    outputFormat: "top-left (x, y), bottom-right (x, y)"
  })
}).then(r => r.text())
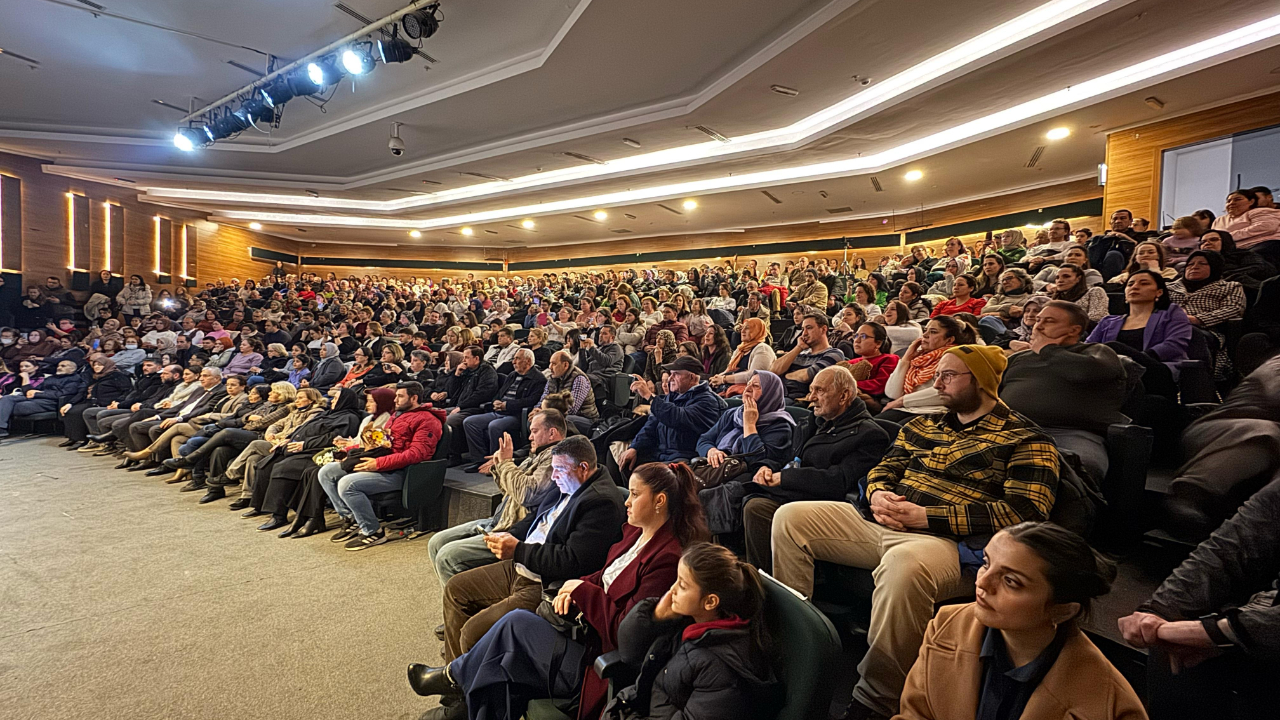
top-left (895, 522), bottom-right (1146, 720)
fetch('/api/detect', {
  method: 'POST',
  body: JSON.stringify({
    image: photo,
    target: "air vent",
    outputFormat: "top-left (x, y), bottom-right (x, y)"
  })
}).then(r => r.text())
top-left (75, 0), bottom-right (106, 10)
top-left (1025, 146), bottom-right (1046, 168)
top-left (770, 85), bottom-right (800, 97)
top-left (113, 177), bottom-right (136, 184)
top-left (870, 176), bottom-right (884, 192)
top-left (421, 179), bottom-right (443, 186)
top-left (760, 190), bottom-right (783, 204)
top-left (572, 214), bottom-right (600, 223)
top-left (611, 229), bottom-right (632, 234)
top-left (624, 213), bottom-right (638, 220)
top-left (461, 172), bottom-right (511, 182)
top-left (656, 204), bottom-right (683, 215)
top-left (484, 229), bottom-right (499, 235)
top-left (483, 249), bottom-right (506, 261)
top-left (692, 125), bottom-right (731, 143)
top-left (621, 138), bottom-right (642, 148)
top-left (560, 151), bottom-right (607, 165)
top-left (826, 206), bottom-right (854, 214)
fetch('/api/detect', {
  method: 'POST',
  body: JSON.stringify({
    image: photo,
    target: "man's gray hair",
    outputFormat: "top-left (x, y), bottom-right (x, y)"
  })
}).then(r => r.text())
top-left (816, 364), bottom-right (856, 396)
top-left (515, 348), bottom-right (535, 363)
top-left (201, 366), bottom-right (223, 379)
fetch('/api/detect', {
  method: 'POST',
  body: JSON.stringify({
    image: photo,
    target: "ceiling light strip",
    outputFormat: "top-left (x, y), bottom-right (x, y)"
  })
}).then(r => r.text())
top-left (214, 13), bottom-right (1280, 232)
top-left (146, 0), bottom-right (1121, 212)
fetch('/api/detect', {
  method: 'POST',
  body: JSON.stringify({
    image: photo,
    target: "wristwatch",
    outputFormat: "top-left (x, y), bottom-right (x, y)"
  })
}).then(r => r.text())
top-left (1198, 613), bottom-right (1236, 648)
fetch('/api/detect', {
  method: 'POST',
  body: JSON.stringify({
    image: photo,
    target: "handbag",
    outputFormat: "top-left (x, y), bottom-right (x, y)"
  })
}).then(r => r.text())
top-left (688, 455), bottom-right (750, 490)
top-left (535, 589), bottom-right (593, 643)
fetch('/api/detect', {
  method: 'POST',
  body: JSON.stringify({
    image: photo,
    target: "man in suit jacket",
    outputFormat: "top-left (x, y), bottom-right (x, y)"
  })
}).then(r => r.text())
top-left (124, 367), bottom-right (227, 468)
top-left (441, 435), bottom-right (625, 662)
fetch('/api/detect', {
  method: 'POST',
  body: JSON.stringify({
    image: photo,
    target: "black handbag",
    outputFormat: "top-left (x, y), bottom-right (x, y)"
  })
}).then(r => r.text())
top-left (688, 455), bottom-right (750, 490)
top-left (535, 589), bottom-right (593, 643)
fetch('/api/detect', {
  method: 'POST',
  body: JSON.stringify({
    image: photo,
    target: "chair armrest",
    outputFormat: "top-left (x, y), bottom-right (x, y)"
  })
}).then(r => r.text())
top-left (403, 459), bottom-right (447, 512)
top-left (593, 650), bottom-right (626, 680)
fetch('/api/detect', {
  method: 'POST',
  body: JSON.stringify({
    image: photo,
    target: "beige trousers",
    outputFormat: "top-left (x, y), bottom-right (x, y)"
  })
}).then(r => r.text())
top-left (771, 501), bottom-right (970, 717)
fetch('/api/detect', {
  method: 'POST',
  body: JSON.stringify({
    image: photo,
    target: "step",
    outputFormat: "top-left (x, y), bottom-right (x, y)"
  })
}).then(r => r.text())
top-left (443, 468), bottom-right (502, 527)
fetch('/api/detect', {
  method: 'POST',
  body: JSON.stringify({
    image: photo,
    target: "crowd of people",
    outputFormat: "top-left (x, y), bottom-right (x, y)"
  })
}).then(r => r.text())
top-left (2, 191), bottom-right (1278, 720)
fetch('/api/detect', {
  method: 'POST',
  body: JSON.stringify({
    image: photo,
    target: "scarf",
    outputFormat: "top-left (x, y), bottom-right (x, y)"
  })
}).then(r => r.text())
top-left (903, 346), bottom-right (948, 393)
top-left (1179, 250), bottom-right (1224, 293)
top-left (725, 317), bottom-right (767, 374)
top-left (89, 353), bottom-right (117, 378)
top-left (714, 370), bottom-right (795, 453)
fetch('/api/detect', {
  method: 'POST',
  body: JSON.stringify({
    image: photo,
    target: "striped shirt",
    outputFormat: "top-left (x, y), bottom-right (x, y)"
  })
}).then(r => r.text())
top-left (866, 402), bottom-right (1059, 538)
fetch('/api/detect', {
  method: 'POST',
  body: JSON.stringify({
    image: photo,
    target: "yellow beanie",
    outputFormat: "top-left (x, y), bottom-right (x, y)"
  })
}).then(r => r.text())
top-left (945, 344), bottom-right (1007, 398)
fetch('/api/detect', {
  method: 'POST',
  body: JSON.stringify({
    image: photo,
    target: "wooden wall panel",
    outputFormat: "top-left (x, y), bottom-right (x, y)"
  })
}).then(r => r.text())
top-left (0, 150), bottom-right (299, 291)
top-left (1104, 91), bottom-right (1280, 222)
top-left (1, 174), bottom-right (23, 272)
top-left (100, 202), bottom-right (124, 274)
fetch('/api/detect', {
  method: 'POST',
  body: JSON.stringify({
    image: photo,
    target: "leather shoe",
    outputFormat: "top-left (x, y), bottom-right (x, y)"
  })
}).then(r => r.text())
top-left (114, 459), bottom-right (137, 470)
top-left (93, 446), bottom-right (118, 457)
top-left (228, 498), bottom-right (251, 511)
top-left (407, 664), bottom-right (459, 697)
top-left (294, 518), bottom-right (326, 538)
top-left (58, 438), bottom-right (77, 448)
top-left (162, 456), bottom-right (192, 470)
top-left (88, 432), bottom-right (115, 443)
top-left (206, 474), bottom-right (238, 487)
top-left (241, 508), bottom-right (266, 518)
top-left (198, 488), bottom-right (226, 504)
top-left (180, 479), bottom-right (206, 492)
top-left (257, 517), bottom-right (289, 532)
top-left (65, 441), bottom-right (88, 451)
top-left (434, 624), bottom-right (445, 642)
top-left (144, 466), bottom-right (170, 477)
top-left (128, 461), bottom-right (158, 472)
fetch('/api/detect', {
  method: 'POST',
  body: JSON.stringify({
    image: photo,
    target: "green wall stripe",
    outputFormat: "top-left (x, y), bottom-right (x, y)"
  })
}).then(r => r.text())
top-left (904, 198), bottom-right (1102, 243)
top-left (250, 247), bottom-right (300, 264)
top-left (301, 256), bottom-right (501, 272)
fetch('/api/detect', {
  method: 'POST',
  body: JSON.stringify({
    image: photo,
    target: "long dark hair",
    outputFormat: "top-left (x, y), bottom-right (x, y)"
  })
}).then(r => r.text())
top-left (1000, 522), bottom-right (1116, 623)
top-left (681, 542), bottom-right (768, 653)
top-left (632, 462), bottom-right (709, 547)
top-left (859, 322), bottom-right (891, 355)
top-left (1126, 268), bottom-right (1172, 310)
top-left (1050, 263), bottom-right (1088, 302)
top-left (929, 314), bottom-right (977, 345)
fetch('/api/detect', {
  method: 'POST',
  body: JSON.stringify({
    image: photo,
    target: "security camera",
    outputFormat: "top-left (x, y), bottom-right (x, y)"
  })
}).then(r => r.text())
top-left (859, 77), bottom-right (872, 86)
top-left (389, 122), bottom-right (406, 156)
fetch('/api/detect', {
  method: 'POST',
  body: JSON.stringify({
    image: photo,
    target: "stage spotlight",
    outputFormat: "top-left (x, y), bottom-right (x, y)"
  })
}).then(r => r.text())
top-left (306, 55), bottom-right (342, 87)
top-left (207, 107), bottom-right (251, 140)
top-left (235, 95), bottom-right (276, 127)
top-left (173, 127), bottom-right (207, 152)
top-left (286, 69), bottom-right (323, 98)
top-left (401, 4), bottom-right (441, 40)
top-left (260, 75), bottom-right (296, 108)
top-left (341, 44), bottom-right (376, 75)
top-left (379, 35), bottom-right (415, 64)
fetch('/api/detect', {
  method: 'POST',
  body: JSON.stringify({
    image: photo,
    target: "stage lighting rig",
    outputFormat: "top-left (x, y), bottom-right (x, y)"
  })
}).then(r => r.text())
top-left (401, 3), bottom-right (441, 40)
top-left (341, 43), bottom-right (376, 75)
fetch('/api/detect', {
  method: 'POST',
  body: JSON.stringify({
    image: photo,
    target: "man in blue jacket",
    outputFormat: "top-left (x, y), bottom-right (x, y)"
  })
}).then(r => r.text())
top-left (618, 355), bottom-right (725, 472)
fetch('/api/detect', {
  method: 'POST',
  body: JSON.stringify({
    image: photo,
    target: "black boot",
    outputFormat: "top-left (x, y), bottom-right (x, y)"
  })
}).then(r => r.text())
top-left (295, 517), bottom-right (327, 538)
top-left (114, 458), bottom-right (137, 470)
top-left (87, 432), bottom-right (115, 443)
top-left (407, 664), bottom-right (460, 697)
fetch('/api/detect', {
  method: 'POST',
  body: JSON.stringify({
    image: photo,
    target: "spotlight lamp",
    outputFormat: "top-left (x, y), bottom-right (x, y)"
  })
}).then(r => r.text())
top-left (401, 4), bottom-right (442, 40)
top-left (341, 43), bottom-right (376, 75)
top-left (173, 127), bottom-right (208, 152)
top-left (235, 95), bottom-right (276, 128)
top-left (260, 75), bottom-right (296, 108)
top-left (379, 27), bottom-right (415, 65)
top-left (306, 55), bottom-right (343, 88)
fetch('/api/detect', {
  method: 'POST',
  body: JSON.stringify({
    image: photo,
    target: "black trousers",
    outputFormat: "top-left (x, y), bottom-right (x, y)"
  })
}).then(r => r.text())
top-left (189, 428), bottom-right (257, 470)
top-left (1147, 648), bottom-right (1276, 720)
top-left (1106, 341), bottom-right (1177, 400)
top-left (259, 452), bottom-right (321, 516)
top-left (743, 496), bottom-right (783, 573)
top-left (61, 403), bottom-right (98, 441)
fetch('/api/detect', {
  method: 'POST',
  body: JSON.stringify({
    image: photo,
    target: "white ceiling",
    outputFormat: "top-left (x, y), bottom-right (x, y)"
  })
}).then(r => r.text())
top-left (4, 0), bottom-right (1280, 251)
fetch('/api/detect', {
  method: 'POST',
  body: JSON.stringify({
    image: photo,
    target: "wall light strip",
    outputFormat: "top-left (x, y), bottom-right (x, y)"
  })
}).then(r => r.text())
top-left (215, 12), bottom-right (1280, 232)
top-left (146, 0), bottom-right (1120, 213)
top-left (180, 225), bottom-right (188, 278)
top-left (103, 202), bottom-right (111, 272)
top-left (153, 216), bottom-right (162, 274)
top-left (66, 192), bottom-right (79, 270)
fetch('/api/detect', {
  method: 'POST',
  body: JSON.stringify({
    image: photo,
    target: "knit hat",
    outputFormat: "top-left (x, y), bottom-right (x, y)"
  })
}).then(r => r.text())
top-left (945, 344), bottom-right (1007, 398)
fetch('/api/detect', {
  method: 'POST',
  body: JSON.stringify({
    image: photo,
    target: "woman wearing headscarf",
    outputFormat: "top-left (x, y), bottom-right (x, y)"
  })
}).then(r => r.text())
top-left (979, 267), bottom-right (1037, 333)
top-left (695, 370), bottom-right (796, 473)
top-left (59, 353), bottom-right (133, 447)
top-left (205, 336), bottom-right (236, 368)
top-left (709, 318), bottom-right (776, 397)
top-left (85, 317), bottom-right (124, 352)
top-left (248, 386), bottom-right (368, 532)
top-left (13, 329), bottom-right (61, 363)
top-left (275, 387), bottom-right (397, 538)
top-left (1168, 250), bottom-right (1246, 381)
top-left (307, 342), bottom-right (345, 392)
top-left (643, 329), bottom-right (678, 384)
top-left (1199, 229), bottom-right (1277, 291)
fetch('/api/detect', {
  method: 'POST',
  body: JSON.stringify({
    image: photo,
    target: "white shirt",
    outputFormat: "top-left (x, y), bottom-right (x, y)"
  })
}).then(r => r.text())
top-left (601, 535), bottom-right (650, 592)
top-left (515, 493), bottom-right (572, 581)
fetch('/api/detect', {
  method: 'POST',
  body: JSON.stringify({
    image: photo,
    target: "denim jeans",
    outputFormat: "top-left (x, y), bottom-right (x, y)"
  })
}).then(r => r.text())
top-left (317, 461), bottom-right (405, 535)
top-left (427, 518), bottom-right (497, 585)
top-left (462, 412), bottom-right (520, 461)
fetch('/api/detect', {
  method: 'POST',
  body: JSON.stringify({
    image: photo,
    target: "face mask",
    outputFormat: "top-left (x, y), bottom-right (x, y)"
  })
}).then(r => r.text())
top-left (126, 344), bottom-right (139, 350)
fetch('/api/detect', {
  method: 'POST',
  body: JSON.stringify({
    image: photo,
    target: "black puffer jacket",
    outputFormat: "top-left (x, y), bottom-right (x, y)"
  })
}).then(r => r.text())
top-left (607, 598), bottom-right (779, 720)
top-left (445, 362), bottom-right (499, 411)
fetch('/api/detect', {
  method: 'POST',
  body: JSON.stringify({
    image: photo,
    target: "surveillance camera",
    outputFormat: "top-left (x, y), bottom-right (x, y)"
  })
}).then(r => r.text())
top-left (859, 77), bottom-right (872, 86)
top-left (388, 121), bottom-right (406, 156)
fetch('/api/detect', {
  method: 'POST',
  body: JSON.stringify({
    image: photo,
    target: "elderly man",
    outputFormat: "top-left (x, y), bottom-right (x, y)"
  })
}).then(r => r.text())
top-left (771, 345), bottom-right (1060, 719)
top-left (483, 327), bottom-right (521, 372)
top-left (434, 435), bottom-right (624, 663)
top-left (742, 365), bottom-right (890, 573)
top-left (618, 354), bottom-right (725, 471)
top-left (433, 409), bottom-right (567, 593)
top-left (324, 381), bottom-right (445, 549)
top-left (1000, 299), bottom-right (1128, 482)
top-left (770, 311), bottom-right (846, 399)
top-left (123, 366), bottom-right (228, 472)
top-left (460, 348), bottom-right (547, 473)
top-left (539, 350), bottom-right (599, 436)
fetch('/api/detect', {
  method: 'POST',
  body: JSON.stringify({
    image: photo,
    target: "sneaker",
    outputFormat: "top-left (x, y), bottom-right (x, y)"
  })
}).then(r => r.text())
top-left (344, 530), bottom-right (388, 551)
top-left (330, 521), bottom-right (359, 543)
top-left (77, 441), bottom-right (101, 453)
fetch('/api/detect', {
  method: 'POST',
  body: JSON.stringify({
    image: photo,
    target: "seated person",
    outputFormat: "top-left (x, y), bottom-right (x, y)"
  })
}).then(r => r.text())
top-left (694, 369), bottom-right (796, 484)
top-left (408, 462), bottom-right (706, 720)
top-left (619, 355), bottom-right (725, 470)
top-left (1087, 270), bottom-right (1191, 401)
top-left (770, 345), bottom-right (1059, 718)
top-left (321, 381), bottom-right (445, 549)
top-left (742, 365), bottom-right (889, 572)
top-left (929, 274), bottom-right (987, 317)
top-left (540, 350), bottom-right (598, 436)
top-left (732, 291), bottom-right (771, 339)
top-left (0, 359), bottom-right (84, 438)
top-left (1167, 250), bottom-right (1246, 382)
top-left (483, 326), bottom-right (520, 371)
top-left (603, 543), bottom-right (779, 720)
top-left (1119, 475), bottom-right (1280, 720)
top-left (1000, 300), bottom-right (1128, 482)
top-left (787, 268), bottom-right (828, 311)
top-left (460, 348), bottom-right (546, 473)
top-left (769, 312), bottom-right (845, 400)
top-left (432, 409), bottom-right (567, 589)
top-left (577, 323), bottom-right (624, 394)
top-left (979, 268), bottom-right (1037, 333)
top-left (122, 367), bottom-right (228, 469)
top-left (774, 305), bottom-right (807, 353)
top-left (843, 322), bottom-right (899, 410)
top-left (880, 316), bottom-right (974, 421)
top-left (709, 317), bottom-right (776, 396)
top-left (1162, 354), bottom-right (1280, 541)
top-left (439, 436), bottom-right (625, 663)
top-left (897, 522), bottom-right (1143, 720)
top-left (436, 345), bottom-right (500, 465)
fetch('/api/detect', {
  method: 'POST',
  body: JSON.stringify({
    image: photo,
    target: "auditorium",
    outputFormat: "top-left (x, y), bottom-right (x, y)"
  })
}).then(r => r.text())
top-left (2, 1), bottom-right (1278, 719)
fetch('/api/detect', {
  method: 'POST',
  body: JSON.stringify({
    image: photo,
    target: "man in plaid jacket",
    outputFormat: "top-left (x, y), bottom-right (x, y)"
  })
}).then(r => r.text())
top-left (771, 345), bottom-right (1060, 720)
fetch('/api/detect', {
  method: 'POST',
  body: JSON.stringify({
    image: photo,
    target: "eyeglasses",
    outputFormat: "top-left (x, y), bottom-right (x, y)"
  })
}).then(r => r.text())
top-left (933, 370), bottom-right (972, 386)
top-left (853, 333), bottom-right (871, 340)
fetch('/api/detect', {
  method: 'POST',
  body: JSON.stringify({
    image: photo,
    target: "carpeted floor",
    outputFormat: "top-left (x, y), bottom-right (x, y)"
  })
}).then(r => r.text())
top-left (0, 435), bottom-right (447, 720)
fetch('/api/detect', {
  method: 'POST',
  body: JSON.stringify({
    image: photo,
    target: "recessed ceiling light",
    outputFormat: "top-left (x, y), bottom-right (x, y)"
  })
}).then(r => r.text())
top-left (682, 199), bottom-right (698, 210)
top-left (460, 227), bottom-right (474, 236)
top-left (593, 210), bottom-right (608, 221)
top-left (905, 170), bottom-right (924, 181)
top-left (409, 230), bottom-right (422, 238)
top-left (521, 219), bottom-right (535, 229)
top-left (1046, 127), bottom-right (1071, 140)
top-left (770, 85), bottom-right (800, 97)
top-left (249, 222), bottom-right (263, 230)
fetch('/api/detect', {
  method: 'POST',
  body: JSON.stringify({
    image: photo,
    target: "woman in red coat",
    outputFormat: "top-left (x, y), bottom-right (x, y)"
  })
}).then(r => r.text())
top-left (408, 462), bottom-right (709, 720)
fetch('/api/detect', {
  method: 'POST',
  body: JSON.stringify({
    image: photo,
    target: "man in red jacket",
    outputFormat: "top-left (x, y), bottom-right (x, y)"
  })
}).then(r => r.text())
top-left (321, 381), bottom-right (445, 551)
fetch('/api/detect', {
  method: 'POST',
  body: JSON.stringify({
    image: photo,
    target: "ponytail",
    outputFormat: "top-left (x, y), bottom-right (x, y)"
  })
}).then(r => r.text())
top-left (632, 462), bottom-right (710, 546)
top-left (681, 543), bottom-right (770, 655)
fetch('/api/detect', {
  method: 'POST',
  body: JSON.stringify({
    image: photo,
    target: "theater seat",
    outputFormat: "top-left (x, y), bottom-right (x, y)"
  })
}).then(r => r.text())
top-left (370, 423), bottom-right (451, 534)
top-left (10, 411), bottom-right (63, 436)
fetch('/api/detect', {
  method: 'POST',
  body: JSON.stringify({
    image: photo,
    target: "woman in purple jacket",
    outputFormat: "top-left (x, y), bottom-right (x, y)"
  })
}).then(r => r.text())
top-left (1087, 269), bottom-right (1191, 400)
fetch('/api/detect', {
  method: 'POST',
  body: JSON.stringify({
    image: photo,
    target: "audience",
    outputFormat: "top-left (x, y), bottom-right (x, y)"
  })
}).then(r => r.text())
top-left (880, 316), bottom-right (975, 422)
top-left (769, 312), bottom-right (846, 399)
top-left (459, 348), bottom-right (545, 473)
top-left (620, 355), bottom-right (725, 469)
top-left (1087, 270), bottom-right (1191, 401)
top-left (1167, 250), bottom-right (1246, 381)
